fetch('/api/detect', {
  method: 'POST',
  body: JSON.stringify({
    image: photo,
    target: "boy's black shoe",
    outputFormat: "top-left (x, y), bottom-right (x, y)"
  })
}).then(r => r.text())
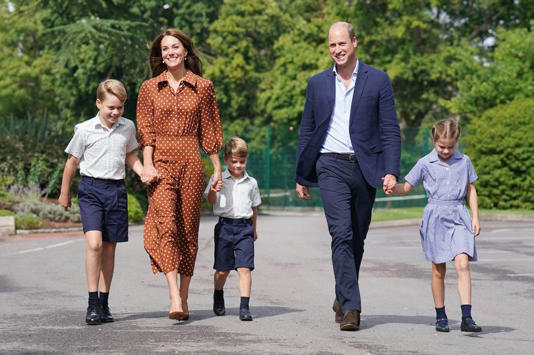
top-left (213, 290), bottom-right (225, 316)
top-left (435, 318), bottom-right (450, 332)
top-left (86, 304), bottom-right (102, 325)
top-left (239, 308), bottom-right (253, 321)
top-left (461, 317), bottom-right (482, 332)
top-left (100, 303), bottom-right (114, 323)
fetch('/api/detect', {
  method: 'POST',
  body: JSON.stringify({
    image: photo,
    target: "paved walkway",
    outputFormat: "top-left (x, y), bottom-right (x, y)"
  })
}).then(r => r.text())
top-left (1, 216), bottom-right (533, 354)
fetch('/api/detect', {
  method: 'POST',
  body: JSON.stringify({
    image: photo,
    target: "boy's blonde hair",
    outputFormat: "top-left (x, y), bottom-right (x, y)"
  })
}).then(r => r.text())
top-left (431, 118), bottom-right (461, 142)
top-left (96, 79), bottom-right (127, 103)
top-left (224, 137), bottom-right (248, 158)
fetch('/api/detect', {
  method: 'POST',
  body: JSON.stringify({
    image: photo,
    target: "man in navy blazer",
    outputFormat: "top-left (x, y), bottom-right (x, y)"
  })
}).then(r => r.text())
top-left (296, 22), bottom-right (401, 331)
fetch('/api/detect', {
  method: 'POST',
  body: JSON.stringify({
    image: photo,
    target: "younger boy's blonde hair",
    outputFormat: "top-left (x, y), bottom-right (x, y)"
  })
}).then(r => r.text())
top-left (96, 79), bottom-right (127, 103)
top-left (431, 118), bottom-right (461, 142)
top-left (224, 137), bottom-right (248, 158)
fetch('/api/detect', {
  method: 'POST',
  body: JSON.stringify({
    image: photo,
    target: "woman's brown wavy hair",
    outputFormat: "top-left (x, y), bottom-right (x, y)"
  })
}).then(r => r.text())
top-left (149, 29), bottom-right (202, 77)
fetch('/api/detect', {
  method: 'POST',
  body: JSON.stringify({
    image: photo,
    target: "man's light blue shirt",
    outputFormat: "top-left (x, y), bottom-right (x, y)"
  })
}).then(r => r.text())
top-left (320, 60), bottom-right (359, 153)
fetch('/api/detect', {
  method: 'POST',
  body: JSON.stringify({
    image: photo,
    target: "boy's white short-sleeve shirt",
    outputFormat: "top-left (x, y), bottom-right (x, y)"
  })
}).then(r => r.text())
top-left (65, 114), bottom-right (138, 180)
top-left (204, 169), bottom-right (261, 219)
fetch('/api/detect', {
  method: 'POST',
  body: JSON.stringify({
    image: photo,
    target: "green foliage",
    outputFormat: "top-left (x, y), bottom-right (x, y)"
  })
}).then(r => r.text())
top-left (446, 25), bottom-right (534, 121)
top-left (466, 98), bottom-right (534, 209)
top-left (15, 214), bottom-right (43, 230)
top-left (0, 209), bottom-right (14, 216)
top-left (206, 0), bottom-right (290, 124)
top-left (127, 193), bottom-right (144, 223)
top-left (14, 198), bottom-right (80, 222)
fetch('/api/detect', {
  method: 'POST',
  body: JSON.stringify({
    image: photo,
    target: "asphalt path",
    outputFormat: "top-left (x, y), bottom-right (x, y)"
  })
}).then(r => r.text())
top-left (1, 215), bottom-right (533, 354)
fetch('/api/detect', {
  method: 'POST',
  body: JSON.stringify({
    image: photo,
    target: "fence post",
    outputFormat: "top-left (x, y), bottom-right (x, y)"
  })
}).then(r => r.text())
top-left (264, 126), bottom-right (271, 199)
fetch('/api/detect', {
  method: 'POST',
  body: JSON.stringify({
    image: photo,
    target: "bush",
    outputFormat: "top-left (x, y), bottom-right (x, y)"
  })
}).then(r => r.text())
top-left (14, 198), bottom-right (80, 222)
top-left (0, 209), bottom-right (14, 216)
top-left (466, 98), bottom-right (534, 209)
top-left (128, 193), bottom-right (144, 223)
top-left (15, 214), bottom-right (43, 229)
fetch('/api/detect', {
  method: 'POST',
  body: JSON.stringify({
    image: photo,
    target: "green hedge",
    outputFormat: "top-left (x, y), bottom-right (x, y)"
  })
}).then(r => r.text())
top-left (466, 98), bottom-right (534, 209)
top-left (128, 193), bottom-right (144, 223)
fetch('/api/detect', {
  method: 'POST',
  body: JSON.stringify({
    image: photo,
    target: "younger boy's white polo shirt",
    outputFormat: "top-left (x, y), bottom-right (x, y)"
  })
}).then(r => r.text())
top-left (204, 169), bottom-right (261, 219)
top-left (65, 114), bottom-right (138, 180)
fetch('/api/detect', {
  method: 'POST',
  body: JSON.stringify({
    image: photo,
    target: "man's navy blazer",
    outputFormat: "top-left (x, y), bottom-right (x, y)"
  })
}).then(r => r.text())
top-left (295, 61), bottom-right (401, 189)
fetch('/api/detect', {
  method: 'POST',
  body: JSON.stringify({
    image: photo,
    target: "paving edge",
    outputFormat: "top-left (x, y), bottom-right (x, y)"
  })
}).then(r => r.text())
top-left (6, 214), bottom-right (533, 236)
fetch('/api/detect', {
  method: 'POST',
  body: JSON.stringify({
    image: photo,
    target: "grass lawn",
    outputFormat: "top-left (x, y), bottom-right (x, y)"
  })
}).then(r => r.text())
top-left (371, 207), bottom-right (534, 222)
top-left (371, 207), bottom-right (423, 222)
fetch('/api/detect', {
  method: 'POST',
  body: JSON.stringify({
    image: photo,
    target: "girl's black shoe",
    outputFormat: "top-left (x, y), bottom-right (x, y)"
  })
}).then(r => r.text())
top-left (435, 318), bottom-right (449, 332)
top-left (461, 317), bottom-right (482, 332)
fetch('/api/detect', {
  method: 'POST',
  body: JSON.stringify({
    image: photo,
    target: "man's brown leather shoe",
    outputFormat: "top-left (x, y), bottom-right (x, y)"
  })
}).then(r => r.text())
top-left (332, 299), bottom-right (343, 323)
top-left (340, 310), bottom-right (360, 331)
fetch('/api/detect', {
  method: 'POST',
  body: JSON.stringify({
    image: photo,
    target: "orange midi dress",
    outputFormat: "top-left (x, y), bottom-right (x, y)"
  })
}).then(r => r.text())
top-left (136, 70), bottom-right (223, 275)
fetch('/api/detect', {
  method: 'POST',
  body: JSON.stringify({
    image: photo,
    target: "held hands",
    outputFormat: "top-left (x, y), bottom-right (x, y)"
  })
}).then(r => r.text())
top-left (141, 165), bottom-right (159, 185)
top-left (296, 183), bottom-right (310, 200)
top-left (210, 177), bottom-right (223, 192)
top-left (58, 193), bottom-right (71, 211)
top-left (382, 174), bottom-right (397, 195)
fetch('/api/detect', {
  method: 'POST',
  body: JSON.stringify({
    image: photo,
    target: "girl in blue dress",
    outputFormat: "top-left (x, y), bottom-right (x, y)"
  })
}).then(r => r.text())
top-left (389, 119), bottom-right (482, 333)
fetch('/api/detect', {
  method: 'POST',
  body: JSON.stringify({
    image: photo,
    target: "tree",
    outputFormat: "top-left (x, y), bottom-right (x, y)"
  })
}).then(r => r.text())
top-left (445, 24), bottom-right (534, 120)
top-left (465, 98), bottom-right (534, 209)
top-left (205, 0), bottom-right (290, 128)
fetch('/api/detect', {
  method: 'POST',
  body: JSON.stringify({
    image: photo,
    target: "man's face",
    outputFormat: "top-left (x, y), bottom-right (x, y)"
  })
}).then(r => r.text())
top-left (328, 25), bottom-right (357, 69)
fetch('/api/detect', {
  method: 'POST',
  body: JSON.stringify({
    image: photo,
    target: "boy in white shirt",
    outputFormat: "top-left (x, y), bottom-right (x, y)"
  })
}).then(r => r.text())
top-left (204, 137), bottom-right (261, 321)
top-left (58, 79), bottom-right (144, 325)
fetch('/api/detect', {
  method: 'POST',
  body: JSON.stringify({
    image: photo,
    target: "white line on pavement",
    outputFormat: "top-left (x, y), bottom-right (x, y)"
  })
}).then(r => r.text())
top-left (9, 240), bottom-right (81, 255)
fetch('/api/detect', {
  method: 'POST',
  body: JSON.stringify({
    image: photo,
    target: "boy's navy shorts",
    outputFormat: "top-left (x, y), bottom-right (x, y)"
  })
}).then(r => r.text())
top-left (78, 176), bottom-right (128, 243)
top-left (214, 217), bottom-right (254, 271)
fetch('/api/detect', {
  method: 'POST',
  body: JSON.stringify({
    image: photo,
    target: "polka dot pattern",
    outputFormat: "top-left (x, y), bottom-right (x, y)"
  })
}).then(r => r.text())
top-left (137, 70), bottom-right (223, 275)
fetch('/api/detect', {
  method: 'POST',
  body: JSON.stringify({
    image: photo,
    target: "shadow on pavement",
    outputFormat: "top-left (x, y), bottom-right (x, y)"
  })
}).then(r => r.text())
top-left (117, 305), bottom-right (303, 324)
top-left (362, 314), bottom-right (515, 334)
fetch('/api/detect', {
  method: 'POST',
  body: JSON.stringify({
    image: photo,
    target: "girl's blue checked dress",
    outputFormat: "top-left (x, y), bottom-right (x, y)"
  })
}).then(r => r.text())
top-left (404, 149), bottom-right (478, 263)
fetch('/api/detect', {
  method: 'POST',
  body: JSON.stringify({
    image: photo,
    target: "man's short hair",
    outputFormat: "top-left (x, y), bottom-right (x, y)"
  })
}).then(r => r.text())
top-left (97, 79), bottom-right (127, 103)
top-left (330, 21), bottom-right (356, 40)
top-left (224, 137), bottom-right (248, 158)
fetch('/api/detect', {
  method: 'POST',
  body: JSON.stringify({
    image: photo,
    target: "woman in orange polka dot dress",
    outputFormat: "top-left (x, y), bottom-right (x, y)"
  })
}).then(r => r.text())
top-left (137, 29), bottom-right (223, 320)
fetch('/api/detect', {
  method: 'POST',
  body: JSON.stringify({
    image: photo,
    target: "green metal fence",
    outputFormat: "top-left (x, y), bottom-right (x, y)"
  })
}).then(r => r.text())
top-left (218, 125), bottom-right (434, 210)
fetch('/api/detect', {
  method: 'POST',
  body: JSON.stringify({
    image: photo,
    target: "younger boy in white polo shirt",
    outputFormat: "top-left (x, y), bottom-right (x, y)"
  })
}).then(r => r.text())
top-left (204, 137), bottom-right (261, 321)
top-left (58, 79), bottom-right (144, 325)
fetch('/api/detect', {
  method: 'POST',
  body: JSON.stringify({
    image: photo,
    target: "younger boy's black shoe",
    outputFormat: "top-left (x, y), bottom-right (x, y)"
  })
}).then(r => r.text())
top-left (213, 290), bottom-right (225, 316)
top-left (86, 304), bottom-right (102, 325)
top-left (461, 317), bottom-right (482, 332)
top-left (435, 318), bottom-right (450, 332)
top-left (100, 303), bottom-right (114, 323)
top-left (239, 308), bottom-right (253, 321)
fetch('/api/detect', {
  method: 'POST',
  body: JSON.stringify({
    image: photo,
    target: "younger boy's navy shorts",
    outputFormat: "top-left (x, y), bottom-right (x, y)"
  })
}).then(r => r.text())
top-left (78, 176), bottom-right (128, 243)
top-left (214, 217), bottom-right (254, 271)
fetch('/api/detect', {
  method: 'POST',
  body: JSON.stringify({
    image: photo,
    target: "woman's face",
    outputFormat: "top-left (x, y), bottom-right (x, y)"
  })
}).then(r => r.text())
top-left (161, 35), bottom-right (187, 71)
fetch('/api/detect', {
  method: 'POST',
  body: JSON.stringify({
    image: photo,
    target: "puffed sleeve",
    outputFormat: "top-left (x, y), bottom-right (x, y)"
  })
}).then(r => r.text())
top-left (465, 155), bottom-right (478, 184)
top-left (198, 80), bottom-right (223, 155)
top-left (136, 81), bottom-right (156, 149)
top-left (404, 159), bottom-right (424, 187)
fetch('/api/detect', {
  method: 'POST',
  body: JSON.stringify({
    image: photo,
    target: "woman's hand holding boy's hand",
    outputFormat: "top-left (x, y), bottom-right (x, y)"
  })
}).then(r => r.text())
top-left (58, 193), bottom-right (71, 210)
top-left (210, 178), bottom-right (223, 192)
top-left (141, 165), bottom-right (159, 185)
